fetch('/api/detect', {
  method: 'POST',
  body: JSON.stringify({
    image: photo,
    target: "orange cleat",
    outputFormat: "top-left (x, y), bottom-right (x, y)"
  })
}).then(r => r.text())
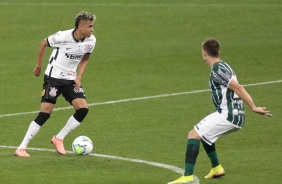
top-left (51, 136), bottom-right (66, 155)
top-left (15, 148), bottom-right (30, 157)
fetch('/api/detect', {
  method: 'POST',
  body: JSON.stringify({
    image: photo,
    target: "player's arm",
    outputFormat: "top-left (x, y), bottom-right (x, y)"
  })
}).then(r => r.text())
top-left (228, 78), bottom-right (272, 117)
top-left (74, 53), bottom-right (90, 89)
top-left (33, 38), bottom-right (49, 77)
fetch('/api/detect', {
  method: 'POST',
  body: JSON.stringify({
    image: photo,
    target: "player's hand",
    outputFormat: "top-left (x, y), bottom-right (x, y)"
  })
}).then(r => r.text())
top-left (33, 66), bottom-right (41, 77)
top-left (252, 107), bottom-right (272, 117)
top-left (73, 78), bottom-right (81, 92)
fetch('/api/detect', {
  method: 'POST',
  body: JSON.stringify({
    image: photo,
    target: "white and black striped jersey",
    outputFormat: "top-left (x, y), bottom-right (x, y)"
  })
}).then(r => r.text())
top-left (45, 29), bottom-right (96, 80)
top-left (209, 60), bottom-right (245, 127)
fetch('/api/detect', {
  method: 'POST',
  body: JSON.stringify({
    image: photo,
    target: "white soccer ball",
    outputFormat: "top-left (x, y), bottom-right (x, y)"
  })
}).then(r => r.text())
top-left (72, 135), bottom-right (93, 155)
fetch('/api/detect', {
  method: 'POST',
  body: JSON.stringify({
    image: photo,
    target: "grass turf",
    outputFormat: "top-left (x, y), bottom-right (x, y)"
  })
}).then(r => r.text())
top-left (0, 0), bottom-right (281, 183)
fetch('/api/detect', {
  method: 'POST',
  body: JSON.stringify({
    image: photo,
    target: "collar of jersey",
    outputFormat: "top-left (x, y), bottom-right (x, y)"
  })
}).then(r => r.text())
top-left (72, 29), bottom-right (86, 42)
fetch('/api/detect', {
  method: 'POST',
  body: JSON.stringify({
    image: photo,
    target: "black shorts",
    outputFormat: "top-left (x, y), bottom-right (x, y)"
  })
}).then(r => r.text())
top-left (41, 75), bottom-right (86, 104)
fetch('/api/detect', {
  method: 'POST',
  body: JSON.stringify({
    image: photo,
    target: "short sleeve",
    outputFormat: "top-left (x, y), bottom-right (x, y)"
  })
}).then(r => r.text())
top-left (47, 31), bottom-right (64, 48)
top-left (86, 36), bottom-right (96, 54)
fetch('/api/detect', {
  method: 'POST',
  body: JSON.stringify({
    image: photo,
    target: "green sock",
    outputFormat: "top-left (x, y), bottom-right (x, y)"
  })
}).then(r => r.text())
top-left (202, 141), bottom-right (219, 168)
top-left (207, 150), bottom-right (219, 168)
top-left (184, 139), bottom-right (200, 176)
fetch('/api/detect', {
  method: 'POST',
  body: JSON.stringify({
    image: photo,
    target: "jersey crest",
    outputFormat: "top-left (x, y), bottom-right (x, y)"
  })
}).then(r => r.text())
top-left (49, 87), bottom-right (58, 97)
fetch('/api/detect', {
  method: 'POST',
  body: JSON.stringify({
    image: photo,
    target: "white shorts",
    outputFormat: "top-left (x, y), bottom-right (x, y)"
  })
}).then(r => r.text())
top-left (194, 112), bottom-right (241, 145)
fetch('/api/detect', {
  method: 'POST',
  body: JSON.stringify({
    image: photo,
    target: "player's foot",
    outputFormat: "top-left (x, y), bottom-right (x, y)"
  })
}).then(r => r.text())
top-left (205, 165), bottom-right (225, 179)
top-left (168, 175), bottom-right (193, 184)
top-left (51, 136), bottom-right (66, 155)
top-left (15, 148), bottom-right (30, 157)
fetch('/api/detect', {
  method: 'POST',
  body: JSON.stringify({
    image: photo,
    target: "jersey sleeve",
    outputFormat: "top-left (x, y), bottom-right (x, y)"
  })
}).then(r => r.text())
top-left (47, 31), bottom-right (64, 48)
top-left (211, 64), bottom-right (233, 87)
top-left (87, 36), bottom-right (96, 54)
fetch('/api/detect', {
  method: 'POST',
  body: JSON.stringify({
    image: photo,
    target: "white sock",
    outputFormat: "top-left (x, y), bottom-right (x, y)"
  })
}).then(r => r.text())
top-left (18, 121), bottom-right (41, 149)
top-left (56, 116), bottom-right (80, 140)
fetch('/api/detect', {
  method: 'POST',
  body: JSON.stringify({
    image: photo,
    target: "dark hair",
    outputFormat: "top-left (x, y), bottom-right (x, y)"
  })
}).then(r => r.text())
top-left (202, 38), bottom-right (220, 57)
top-left (74, 11), bottom-right (96, 28)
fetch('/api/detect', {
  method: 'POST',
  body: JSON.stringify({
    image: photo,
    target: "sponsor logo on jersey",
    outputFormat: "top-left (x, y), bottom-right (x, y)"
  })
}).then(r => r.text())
top-left (49, 87), bottom-right (58, 97)
top-left (211, 72), bottom-right (227, 85)
top-left (218, 68), bottom-right (231, 81)
top-left (233, 109), bottom-right (245, 115)
top-left (60, 72), bottom-right (66, 77)
top-left (233, 99), bottom-right (243, 104)
top-left (60, 72), bottom-right (75, 77)
top-left (65, 53), bottom-right (83, 60)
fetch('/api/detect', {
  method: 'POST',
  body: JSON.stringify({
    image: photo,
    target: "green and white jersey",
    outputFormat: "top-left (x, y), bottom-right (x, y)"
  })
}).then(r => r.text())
top-left (209, 60), bottom-right (245, 127)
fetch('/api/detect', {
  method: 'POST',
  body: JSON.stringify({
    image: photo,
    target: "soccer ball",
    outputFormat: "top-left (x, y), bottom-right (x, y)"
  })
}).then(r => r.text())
top-left (72, 135), bottom-right (93, 155)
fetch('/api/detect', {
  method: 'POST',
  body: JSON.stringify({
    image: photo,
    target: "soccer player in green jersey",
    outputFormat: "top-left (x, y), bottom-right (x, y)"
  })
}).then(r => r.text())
top-left (168, 38), bottom-right (272, 184)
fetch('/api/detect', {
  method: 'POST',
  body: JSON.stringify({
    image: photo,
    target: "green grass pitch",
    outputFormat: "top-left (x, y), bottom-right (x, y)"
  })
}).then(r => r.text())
top-left (0, 0), bottom-right (281, 183)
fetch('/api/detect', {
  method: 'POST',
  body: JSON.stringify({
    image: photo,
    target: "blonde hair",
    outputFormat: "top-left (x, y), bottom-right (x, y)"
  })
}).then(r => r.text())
top-left (74, 11), bottom-right (96, 28)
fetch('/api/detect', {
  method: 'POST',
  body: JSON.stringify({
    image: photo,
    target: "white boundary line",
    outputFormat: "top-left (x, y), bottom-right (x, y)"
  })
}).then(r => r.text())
top-left (0, 2), bottom-right (281, 7)
top-left (1, 145), bottom-right (184, 174)
top-left (1, 145), bottom-right (201, 182)
top-left (0, 79), bottom-right (281, 118)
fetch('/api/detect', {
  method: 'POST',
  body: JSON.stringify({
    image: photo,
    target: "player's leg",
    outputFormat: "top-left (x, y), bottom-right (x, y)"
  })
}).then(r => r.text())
top-left (197, 112), bottom-right (240, 179)
top-left (185, 129), bottom-right (201, 175)
top-left (57, 83), bottom-right (89, 140)
top-left (202, 141), bottom-right (219, 168)
top-left (16, 77), bottom-right (61, 157)
top-left (51, 85), bottom-right (89, 155)
top-left (168, 112), bottom-right (232, 183)
top-left (168, 129), bottom-right (200, 184)
top-left (52, 98), bottom-right (88, 155)
top-left (201, 141), bottom-right (225, 179)
top-left (56, 98), bottom-right (89, 140)
top-left (15, 102), bottom-right (53, 157)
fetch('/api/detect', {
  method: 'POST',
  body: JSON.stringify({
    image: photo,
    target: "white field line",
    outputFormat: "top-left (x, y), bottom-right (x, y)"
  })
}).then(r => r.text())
top-left (0, 145), bottom-right (185, 175)
top-left (0, 2), bottom-right (281, 7)
top-left (1, 146), bottom-right (202, 182)
top-left (0, 79), bottom-right (281, 118)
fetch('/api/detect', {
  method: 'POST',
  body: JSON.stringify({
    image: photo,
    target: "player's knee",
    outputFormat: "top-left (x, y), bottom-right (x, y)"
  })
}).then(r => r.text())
top-left (34, 112), bottom-right (51, 126)
top-left (188, 129), bottom-right (200, 140)
top-left (73, 108), bottom-right (89, 122)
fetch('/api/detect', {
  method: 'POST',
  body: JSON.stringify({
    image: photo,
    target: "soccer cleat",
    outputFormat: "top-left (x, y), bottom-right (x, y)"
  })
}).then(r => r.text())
top-left (205, 165), bottom-right (225, 179)
top-left (15, 148), bottom-right (30, 157)
top-left (168, 175), bottom-right (194, 184)
top-left (51, 136), bottom-right (66, 155)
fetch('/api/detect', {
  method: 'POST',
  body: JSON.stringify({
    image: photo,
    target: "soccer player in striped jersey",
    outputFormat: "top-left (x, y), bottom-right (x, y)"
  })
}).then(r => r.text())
top-left (168, 38), bottom-right (272, 184)
top-left (15, 11), bottom-right (96, 157)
